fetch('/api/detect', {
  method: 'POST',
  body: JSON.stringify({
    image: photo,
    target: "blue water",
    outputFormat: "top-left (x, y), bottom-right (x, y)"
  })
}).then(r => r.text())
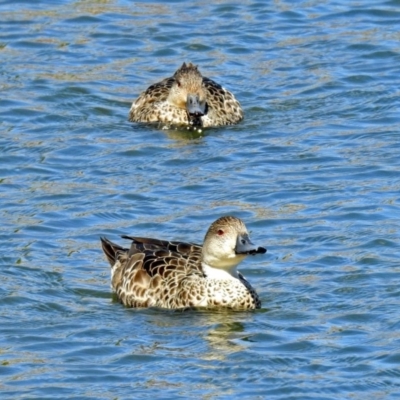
top-left (1, 0), bottom-right (400, 398)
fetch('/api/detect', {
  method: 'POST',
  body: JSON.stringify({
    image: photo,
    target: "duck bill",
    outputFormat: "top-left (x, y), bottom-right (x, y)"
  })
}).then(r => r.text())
top-left (235, 234), bottom-right (267, 255)
top-left (186, 94), bottom-right (205, 117)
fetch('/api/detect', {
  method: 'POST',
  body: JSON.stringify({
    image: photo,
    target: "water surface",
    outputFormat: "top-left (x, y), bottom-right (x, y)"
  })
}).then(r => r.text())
top-left (1, 0), bottom-right (400, 399)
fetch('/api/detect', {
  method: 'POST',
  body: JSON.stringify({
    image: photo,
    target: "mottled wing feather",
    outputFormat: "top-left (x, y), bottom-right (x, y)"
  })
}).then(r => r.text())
top-left (202, 77), bottom-right (224, 94)
top-left (129, 77), bottom-right (175, 122)
top-left (237, 271), bottom-right (261, 309)
top-left (122, 236), bottom-right (202, 260)
top-left (107, 236), bottom-right (205, 308)
top-left (202, 77), bottom-right (244, 126)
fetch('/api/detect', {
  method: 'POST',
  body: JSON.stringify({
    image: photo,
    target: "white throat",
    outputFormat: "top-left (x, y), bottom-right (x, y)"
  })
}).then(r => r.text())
top-left (202, 263), bottom-right (239, 280)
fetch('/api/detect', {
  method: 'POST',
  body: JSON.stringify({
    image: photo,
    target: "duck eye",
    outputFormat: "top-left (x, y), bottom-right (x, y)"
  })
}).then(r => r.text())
top-left (176, 80), bottom-right (181, 87)
top-left (217, 229), bottom-right (224, 236)
top-left (241, 239), bottom-right (246, 245)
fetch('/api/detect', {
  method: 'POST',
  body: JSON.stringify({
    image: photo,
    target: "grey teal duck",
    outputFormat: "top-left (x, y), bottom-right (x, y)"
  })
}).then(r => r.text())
top-left (101, 216), bottom-right (266, 310)
top-left (128, 63), bottom-right (244, 128)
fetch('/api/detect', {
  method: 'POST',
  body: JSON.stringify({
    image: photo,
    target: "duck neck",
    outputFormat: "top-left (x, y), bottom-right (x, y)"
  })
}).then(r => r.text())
top-left (202, 263), bottom-right (239, 280)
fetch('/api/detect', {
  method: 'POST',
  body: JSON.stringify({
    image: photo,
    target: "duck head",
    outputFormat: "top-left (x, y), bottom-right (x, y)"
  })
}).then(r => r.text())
top-left (168, 62), bottom-right (207, 125)
top-left (201, 216), bottom-right (267, 276)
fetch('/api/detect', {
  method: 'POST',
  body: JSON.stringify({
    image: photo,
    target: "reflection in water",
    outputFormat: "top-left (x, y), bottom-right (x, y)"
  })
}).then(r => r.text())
top-left (141, 309), bottom-right (259, 360)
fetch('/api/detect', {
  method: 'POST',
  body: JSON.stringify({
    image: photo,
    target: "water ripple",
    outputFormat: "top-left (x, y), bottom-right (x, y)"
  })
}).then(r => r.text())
top-left (1, 0), bottom-right (400, 399)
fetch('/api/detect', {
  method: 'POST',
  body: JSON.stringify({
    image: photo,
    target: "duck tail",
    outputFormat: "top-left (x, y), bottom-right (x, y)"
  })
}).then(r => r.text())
top-left (100, 237), bottom-right (125, 266)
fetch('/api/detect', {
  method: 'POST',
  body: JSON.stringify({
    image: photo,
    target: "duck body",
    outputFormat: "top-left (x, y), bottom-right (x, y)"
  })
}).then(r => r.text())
top-left (128, 63), bottom-right (243, 128)
top-left (101, 216), bottom-right (266, 310)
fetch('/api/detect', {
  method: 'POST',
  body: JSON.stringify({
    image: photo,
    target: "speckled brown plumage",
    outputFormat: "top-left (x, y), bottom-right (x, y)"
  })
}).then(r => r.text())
top-left (100, 216), bottom-right (266, 310)
top-left (128, 62), bottom-right (243, 128)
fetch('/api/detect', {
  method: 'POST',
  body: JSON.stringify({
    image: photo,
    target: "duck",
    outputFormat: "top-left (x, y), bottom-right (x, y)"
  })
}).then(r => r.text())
top-left (100, 216), bottom-right (266, 310)
top-left (128, 62), bottom-right (244, 128)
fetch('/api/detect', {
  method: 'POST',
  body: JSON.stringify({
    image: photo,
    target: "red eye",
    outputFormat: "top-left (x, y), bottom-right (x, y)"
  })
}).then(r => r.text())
top-left (217, 229), bottom-right (224, 236)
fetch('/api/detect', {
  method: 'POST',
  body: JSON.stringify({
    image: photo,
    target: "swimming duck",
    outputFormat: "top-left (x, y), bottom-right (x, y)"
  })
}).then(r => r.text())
top-left (128, 62), bottom-right (244, 128)
top-left (101, 216), bottom-right (266, 310)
